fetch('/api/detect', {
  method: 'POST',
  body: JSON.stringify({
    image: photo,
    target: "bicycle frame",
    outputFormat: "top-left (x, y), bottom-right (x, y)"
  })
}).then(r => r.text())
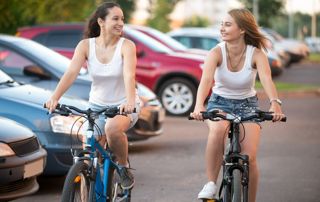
top-left (73, 110), bottom-right (130, 201)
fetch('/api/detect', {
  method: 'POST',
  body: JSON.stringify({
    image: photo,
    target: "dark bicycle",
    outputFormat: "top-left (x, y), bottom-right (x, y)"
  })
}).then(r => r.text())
top-left (45, 103), bottom-right (134, 202)
top-left (189, 109), bottom-right (286, 202)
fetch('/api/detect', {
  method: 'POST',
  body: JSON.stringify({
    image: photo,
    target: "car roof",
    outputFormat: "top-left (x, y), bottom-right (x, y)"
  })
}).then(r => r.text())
top-left (18, 23), bottom-right (84, 31)
top-left (168, 27), bottom-right (220, 38)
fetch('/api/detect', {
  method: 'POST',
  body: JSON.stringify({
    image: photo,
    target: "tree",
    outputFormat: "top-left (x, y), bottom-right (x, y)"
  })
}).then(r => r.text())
top-left (0, 0), bottom-right (135, 35)
top-left (146, 0), bottom-right (181, 32)
top-left (239, 0), bottom-right (284, 27)
top-left (182, 15), bottom-right (210, 27)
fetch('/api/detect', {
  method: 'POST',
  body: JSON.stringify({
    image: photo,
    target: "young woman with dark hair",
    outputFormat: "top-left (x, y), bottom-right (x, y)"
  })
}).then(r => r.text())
top-left (45, 2), bottom-right (139, 190)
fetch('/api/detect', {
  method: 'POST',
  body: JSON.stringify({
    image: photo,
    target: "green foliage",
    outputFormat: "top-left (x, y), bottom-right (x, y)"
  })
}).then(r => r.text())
top-left (147, 0), bottom-right (180, 32)
top-left (182, 15), bottom-right (210, 27)
top-left (271, 12), bottom-right (320, 39)
top-left (0, 0), bottom-right (135, 35)
top-left (239, 0), bottom-right (284, 27)
top-left (0, 0), bottom-right (36, 34)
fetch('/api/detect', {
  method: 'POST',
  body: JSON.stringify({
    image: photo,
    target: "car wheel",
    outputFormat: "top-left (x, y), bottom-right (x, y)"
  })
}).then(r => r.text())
top-left (158, 78), bottom-right (196, 116)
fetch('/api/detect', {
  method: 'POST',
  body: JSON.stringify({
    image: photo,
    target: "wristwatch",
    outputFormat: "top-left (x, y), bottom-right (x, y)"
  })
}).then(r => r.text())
top-left (270, 98), bottom-right (282, 106)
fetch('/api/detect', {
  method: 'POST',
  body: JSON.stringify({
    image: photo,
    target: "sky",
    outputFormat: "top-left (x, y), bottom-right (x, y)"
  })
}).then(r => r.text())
top-left (285, 0), bottom-right (320, 14)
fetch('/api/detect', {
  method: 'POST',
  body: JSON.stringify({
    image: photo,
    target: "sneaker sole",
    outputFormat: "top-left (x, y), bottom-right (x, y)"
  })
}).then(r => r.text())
top-left (120, 180), bottom-right (135, 190)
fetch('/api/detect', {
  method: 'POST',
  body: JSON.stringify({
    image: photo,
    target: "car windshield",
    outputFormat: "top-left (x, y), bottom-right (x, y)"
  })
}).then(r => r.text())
top-left (14, 39), bottom-right (87, 75)
top-left (145, 28), bottom-right (187, 51)
top-left (124, 27), bottom-right (173, 54)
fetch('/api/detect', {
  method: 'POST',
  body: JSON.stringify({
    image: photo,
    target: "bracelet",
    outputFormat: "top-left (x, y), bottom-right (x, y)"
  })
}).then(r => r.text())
top-left (270, 98), bottom-right (282, 106)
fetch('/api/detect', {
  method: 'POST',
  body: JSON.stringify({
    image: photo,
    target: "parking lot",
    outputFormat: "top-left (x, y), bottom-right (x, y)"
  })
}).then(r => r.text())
top-left (12, 62), bottom-right (320, 202)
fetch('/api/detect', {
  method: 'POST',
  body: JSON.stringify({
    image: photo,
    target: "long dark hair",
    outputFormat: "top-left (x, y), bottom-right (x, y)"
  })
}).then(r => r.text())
top-left (83, 2), bottom-right (120, 39)
top-left (228, 8), bottom-right (267, 50)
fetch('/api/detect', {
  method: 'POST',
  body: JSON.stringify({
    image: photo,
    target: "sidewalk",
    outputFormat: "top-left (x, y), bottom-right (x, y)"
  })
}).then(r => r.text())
top-left (258, 61), bottom-right (320, 99)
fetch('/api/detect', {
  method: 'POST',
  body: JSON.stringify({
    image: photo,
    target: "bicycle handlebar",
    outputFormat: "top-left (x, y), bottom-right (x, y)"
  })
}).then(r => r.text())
top-left (43, 103), bottom-right (136, 118)
top-left (188, 109), bottom-right (286, 122)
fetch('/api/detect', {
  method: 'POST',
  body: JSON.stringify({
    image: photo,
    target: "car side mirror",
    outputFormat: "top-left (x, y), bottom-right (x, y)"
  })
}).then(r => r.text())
top-left (23, 65), bottom-right (51, 79)
top-left (136, 47), bottom-right (145, 58)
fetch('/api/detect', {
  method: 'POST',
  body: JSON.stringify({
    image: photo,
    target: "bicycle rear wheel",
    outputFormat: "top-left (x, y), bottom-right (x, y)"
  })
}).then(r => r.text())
top-left (61, 161), bottom-right (95, 202)
top-left (231, 169), bottom-right (242, 202)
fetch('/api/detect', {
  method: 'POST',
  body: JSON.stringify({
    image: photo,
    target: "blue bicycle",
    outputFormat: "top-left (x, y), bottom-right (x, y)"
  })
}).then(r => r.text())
top-left (46, 103), bottom-right (133, 202)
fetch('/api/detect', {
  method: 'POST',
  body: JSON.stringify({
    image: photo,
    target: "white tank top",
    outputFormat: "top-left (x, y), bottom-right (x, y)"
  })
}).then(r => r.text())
top-left (212, 42), bottom-right (257, 99)
top-left (87, 37), bottom-right (137, 105)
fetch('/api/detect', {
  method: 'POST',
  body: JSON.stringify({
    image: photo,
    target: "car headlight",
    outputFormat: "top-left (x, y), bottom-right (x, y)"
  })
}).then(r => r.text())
top-left (0, 143), bottom-right (15, 157)
top-left (50, 115), bottom-right (85, 135)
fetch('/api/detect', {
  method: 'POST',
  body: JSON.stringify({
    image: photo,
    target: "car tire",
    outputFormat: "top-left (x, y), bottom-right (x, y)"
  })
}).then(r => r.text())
top-left (158, 78), bottom-right (196, 116)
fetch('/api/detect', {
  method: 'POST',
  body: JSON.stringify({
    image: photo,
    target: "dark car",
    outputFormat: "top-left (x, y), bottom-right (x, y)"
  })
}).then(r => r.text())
top-left (17, 24), bottom-right (205, 116)
top-left (0, 117), bottom-right (46, 201)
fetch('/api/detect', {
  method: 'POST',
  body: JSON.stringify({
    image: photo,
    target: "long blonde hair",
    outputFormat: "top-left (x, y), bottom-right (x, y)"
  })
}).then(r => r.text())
top-left (228, 8), bottom-right (267, 50)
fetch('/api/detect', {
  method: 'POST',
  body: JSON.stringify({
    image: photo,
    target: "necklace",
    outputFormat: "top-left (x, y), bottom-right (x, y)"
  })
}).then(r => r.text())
top-left (226, 44), bottom-right (247, 71)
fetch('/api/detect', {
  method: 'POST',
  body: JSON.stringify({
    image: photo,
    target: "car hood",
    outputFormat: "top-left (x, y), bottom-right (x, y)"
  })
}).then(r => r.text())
top-left (1, 84), bottom-right (88, 108)
top-left (0, 117), bottom-right (35, 143)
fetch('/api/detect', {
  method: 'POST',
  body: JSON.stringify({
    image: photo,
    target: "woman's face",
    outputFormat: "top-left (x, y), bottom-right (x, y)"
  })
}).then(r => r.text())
top-left (100, 6), bottom-right (124, 36)
top-left (220, 14), bottom-right (244, 42)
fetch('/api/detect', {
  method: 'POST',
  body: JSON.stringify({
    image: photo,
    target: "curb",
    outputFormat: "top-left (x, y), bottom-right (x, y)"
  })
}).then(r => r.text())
top-left (256, 88), bottom-right (320, 99)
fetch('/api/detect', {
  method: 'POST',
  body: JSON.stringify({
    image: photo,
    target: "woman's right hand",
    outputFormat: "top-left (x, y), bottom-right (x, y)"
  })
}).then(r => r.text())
top-left (45, 97), bottom-right (59, 113)
top-left (190, 105), bottom-right (205, 121)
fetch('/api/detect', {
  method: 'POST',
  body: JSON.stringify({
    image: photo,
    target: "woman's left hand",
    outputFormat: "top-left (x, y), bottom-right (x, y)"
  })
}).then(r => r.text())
top-left (119, 102), bottom-right (135, 114)
top-left (269, 103), bottom-right (284, 122)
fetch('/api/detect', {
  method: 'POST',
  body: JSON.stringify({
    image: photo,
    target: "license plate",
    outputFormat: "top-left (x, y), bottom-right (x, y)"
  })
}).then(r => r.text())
top-left (24, 158), bottom-right (44, 178)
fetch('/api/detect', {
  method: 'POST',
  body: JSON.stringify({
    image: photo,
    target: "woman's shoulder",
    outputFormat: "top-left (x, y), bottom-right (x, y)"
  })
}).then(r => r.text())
top-left (76, 38), bottom-right (90, 49)
top-left (122, 38), bottom-right (135, 48)
top-left (252, 47), bottom-right (267, 59)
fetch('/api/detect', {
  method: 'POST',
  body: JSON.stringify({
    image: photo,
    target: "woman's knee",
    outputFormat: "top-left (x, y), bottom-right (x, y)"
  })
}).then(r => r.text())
top-left (105, 125), bottom-right (124, 139)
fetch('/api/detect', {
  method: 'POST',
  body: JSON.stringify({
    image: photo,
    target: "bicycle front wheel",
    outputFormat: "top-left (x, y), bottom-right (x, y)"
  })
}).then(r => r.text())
top-left (231, 169), bottom-right (242, 202)
top-left (61, 161), bottom-right (95, 202)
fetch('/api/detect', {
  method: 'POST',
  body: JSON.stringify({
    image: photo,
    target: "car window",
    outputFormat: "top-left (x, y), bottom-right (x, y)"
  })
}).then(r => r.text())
top-left (194, 37), bottom-right (219, 50)
top-left (124, 27), bottom-right (172, 53)
top-left (34, 30), bottom-right (82, 49)
top-left (0, 46), bottom-right (35, 76)
top-left (172, 36), bottom-right (192, 48)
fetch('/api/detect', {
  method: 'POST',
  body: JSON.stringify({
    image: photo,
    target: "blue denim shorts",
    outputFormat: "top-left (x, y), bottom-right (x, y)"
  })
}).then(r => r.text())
top-left (207, 93), bottom-right (260, 123)
top-left (82, 102), bottom-right (140, 136)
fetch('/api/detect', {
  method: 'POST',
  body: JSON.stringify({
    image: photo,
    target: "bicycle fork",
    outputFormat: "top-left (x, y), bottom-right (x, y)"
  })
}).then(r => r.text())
top-left (221, 154), bottom-right (249, 202)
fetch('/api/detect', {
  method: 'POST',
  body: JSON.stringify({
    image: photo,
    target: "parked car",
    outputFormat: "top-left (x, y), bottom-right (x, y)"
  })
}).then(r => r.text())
top-left (261, 27), bottom-right (310, 64)
top-left (128, 24), bottom-right (207, 56)
top-left (17, 24), bottom-right (205, 116)
top-left (168, 27), bottom-right (284, 76)
top-left (0, 117), bottom-right (46, 201)
top-left (305, 37), bottom-right (320, 53)
top-left (0, 35), bottom-right (164, 174)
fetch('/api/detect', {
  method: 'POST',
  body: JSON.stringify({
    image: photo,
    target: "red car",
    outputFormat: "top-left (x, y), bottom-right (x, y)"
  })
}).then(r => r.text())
top-left (17, 24), bottom-right (204, 116)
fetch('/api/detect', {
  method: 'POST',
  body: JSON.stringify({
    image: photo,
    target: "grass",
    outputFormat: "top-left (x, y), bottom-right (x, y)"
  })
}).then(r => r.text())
top-left (308, 53), bottom-right (320, 63)
top-left (255, 81), bottom-right (319, 91)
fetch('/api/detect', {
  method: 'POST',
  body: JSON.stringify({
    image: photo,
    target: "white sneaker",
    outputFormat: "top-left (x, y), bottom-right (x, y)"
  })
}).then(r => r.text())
top-left (197, 181), bottom-right (217, 199)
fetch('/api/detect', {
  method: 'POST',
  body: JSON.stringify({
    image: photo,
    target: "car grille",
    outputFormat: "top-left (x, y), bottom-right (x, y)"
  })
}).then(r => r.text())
top-left (9, 137), bottom-right (40, 156)
top-left (0, 177), bottom-right (35, 194)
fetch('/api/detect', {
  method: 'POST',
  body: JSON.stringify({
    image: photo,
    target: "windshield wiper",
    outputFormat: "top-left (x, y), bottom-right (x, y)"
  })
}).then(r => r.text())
top-left (0, 80), bottom-right (15, 86)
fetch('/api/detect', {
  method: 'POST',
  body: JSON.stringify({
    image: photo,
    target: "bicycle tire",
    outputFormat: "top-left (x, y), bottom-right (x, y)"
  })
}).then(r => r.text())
top-left (61, 161), bottom-right (95, 202)
top-left (231, 169), bottom-right (242, 202)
